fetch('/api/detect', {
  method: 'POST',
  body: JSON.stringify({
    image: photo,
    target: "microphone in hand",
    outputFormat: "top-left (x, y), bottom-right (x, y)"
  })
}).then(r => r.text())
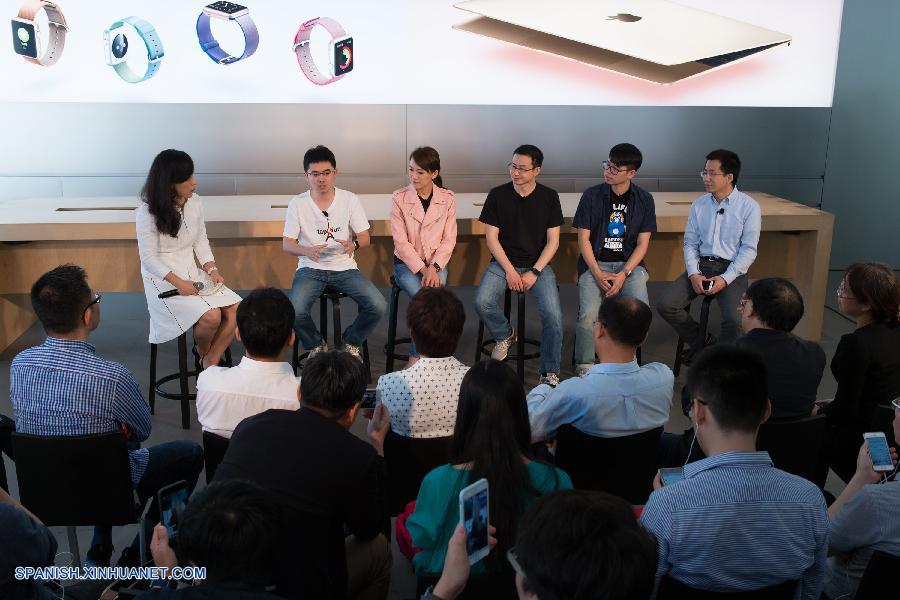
top-left (158, 281), bottom-right (204, 299)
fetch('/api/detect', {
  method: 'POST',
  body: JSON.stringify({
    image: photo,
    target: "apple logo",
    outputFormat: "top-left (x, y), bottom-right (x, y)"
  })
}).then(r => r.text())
top-left (607, 13), bottom-right (642, 22)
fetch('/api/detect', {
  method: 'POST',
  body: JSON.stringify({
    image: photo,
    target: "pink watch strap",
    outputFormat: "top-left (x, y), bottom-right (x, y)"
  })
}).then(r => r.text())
top-left (293, 17), bottom-right (347, 85)
top-left (17, 0), bottom-right (67, 66)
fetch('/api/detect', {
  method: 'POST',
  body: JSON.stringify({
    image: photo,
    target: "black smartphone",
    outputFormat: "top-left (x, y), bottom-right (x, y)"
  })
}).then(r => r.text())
top-left (702, 279), bottom-right (714, 292)
top-left (158, 480), bottom-right (189, 541)
top-left (361, 388), bottom-right (378, 410)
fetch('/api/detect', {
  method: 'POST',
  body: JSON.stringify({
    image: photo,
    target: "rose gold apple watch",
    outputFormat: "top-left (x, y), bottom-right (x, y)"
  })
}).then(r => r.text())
top-left (10, 0), bottom-right (68, 66)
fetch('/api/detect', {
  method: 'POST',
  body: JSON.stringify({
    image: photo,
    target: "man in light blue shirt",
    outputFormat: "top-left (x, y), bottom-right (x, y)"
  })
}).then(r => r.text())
top-left (641, 346), bottom-right (829, 599)
top-left (527, 295), bottom-right (673, 442)
top-left (657, 149), bottom-right (761, 353)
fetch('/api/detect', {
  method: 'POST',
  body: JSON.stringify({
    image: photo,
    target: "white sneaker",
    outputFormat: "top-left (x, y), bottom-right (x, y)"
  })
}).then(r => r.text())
top-left (576, 364), bottom-right (593, 378)
top-left (539, 373), bottom-right (560, 387)
top-left (343, 343), bottom-right (363, 362)
top-left (307, 341), bottom-right (328, 358)
top-left (490, 330), bottom-right (516, 361)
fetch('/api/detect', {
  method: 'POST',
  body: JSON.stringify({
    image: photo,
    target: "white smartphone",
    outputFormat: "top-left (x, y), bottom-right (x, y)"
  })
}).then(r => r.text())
top-left (864, 432), bottom-right (895, 472)
top-left (459, 478), bottom-right (490, 565)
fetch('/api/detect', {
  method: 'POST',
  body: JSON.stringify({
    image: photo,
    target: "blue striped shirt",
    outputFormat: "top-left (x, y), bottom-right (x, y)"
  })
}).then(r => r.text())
top-left (640, 451), bottom-right (828, 599)
top-left (10, 337), bottom-right (151, 485)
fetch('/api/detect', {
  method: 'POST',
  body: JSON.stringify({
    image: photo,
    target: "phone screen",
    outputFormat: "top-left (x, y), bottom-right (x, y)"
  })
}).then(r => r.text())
top-left (702, 280), bottom-right (713, 291)
top-left (361, 388), bottom-right (378, 410)
top-left (159, 482), bottom-right (189, 540)
top-left (660, 468), bottom-right (685, 486)
top-left (867, 434), bottom-right (894, 470)
top-left (462, 484), bottom-right (489, 564)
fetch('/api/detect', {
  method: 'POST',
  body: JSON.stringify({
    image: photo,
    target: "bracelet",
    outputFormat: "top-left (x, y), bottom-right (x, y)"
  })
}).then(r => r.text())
top-left (206, 267), bottom-right (218, 274)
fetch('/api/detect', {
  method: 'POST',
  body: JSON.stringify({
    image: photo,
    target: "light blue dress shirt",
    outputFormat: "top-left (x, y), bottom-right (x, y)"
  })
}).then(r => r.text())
top-left (683, 186), bottom-right (761, 284)
top-left (526, 360), bottom-right (673, 442)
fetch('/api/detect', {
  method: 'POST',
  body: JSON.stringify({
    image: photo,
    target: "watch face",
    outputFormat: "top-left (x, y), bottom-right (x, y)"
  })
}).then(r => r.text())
top-left (333, 37), bottom-right (353, 76)
top-left (11, 19), bottom-right (37, 58)
top-left (111, 33), bottom-right (129, 59)
top-left (205, 2), bottom-right (248, 15)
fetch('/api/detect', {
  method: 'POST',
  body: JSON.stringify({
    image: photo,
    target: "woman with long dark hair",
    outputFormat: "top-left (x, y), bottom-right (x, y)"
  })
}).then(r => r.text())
top-left (136, 149), bottom-right (241, 368)
top-left (406, 359), bottom-right (572, 574)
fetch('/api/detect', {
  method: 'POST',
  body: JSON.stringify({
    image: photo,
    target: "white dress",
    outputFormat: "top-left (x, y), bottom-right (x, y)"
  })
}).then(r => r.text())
top-left (136, 195), bottom-right (242, 344)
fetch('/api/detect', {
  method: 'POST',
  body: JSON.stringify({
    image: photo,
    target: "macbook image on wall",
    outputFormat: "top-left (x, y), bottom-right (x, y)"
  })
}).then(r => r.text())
top-left (453, 0), bottom-right (792, 84)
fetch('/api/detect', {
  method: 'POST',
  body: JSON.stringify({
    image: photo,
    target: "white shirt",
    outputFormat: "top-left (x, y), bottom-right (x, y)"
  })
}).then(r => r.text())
top-left (196, 356), bottom-right (300, 438)
top-left (375, 356), bottom-right (469, 438)
top-left (282, 187), bottom-right (370, 271)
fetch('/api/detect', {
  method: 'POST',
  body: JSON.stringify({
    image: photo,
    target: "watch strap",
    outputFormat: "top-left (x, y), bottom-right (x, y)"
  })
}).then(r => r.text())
top-left (293, 17), bottom-right (347, 85)
top-left (196, 11), bottom-right (259, 64)
top-left (110, 16), bottom-right (164, 83)
top-left (17, 0), bottom-right (67, 66)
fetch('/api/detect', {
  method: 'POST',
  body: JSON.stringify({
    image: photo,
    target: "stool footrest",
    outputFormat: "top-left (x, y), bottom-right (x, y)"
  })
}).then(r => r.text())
top-left (154, 371), bottom-right (197, 401)
top-left (478, 337), bottom-right (542, 362)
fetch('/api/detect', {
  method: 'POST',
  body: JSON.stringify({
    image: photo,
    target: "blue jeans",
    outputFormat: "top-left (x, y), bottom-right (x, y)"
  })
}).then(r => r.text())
top-left (289, 268), bottom-right (388, 350)
top-left (393, 262), bottom-right (448, 357)
top-left (574, 263), bottom-right (650, 365)
top-left (474, 262), bottom-right (562, 374)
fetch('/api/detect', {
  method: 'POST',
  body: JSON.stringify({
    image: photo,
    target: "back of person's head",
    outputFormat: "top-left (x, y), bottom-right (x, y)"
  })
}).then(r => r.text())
top-left (299, 350), bottom-right (366, 418)
top-left (598, 295), bottom-right (652, 347)
top-left (406, 287), bottom-right (466, 358)
top-left (236, 288), bottom-right (295, 359)
top-left (687, 345), bottom-right (768, 433)
top-left (705, 148), bottom-right (741, 186)
top-left (30, 264), bottom-right (93, 335)
top-left (450, 359), bottom-right (537, 559)
top-left (843, 262), bottom-right (900, 325)
top-left (177, 480), bottom-right (281, 586)
top-left (141, 149), bottom-right (194, 237)
top-left (410, 146), bottom-right (444, 189)
top-left (608, 143), bottom-right (643, 171)
top-left (745, 278), bottom-right (804, 332)
top-left (513, 144), bottom-right (544, 168)
top-left (515, 490), bottom-right (657, 600)
top-left (303, 145), bottom-right (337, 171)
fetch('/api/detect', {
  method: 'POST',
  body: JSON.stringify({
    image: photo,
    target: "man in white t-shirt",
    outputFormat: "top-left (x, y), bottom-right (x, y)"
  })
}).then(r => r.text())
top-left (197, 288), bottom-right (300, 438)
top-left (282, 145), bottom-right (387, 360)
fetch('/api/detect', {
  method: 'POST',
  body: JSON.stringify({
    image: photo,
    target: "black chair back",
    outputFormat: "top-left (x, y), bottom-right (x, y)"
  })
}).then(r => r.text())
top-left (554, 425), bottom-right (663, 504)
top-left (275, 507), bottom-right (348, 600)
top-left (658, 574), bottom-right (796, 599)
top-left (856, 550), bottom-right (900, 599)
top-left (384, 429), bottom-right (451, 515)
top-left (202, 431), bottom-right (231, 484)
top-left (756, 414), bottom-right (827, 482)
top-left (11, 431), bottom-right (138, 526)
top-left (416, 571), bottom-right (517, 600)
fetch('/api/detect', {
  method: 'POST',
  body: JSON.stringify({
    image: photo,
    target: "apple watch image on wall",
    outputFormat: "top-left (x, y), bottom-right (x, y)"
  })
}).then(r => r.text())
top-left (10, 0), bottom-right (67, 66)
top-left (103, 17), bottom-right (164, 83)
top-left (196, 1), bottom-right (258, 65)
top-left (293, 17), bottom-right (353, 85)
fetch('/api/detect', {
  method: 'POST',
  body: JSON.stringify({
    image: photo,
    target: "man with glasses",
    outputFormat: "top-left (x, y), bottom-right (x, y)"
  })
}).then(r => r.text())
top-left (657, 149), bottom-right (761, 359)
top-left (474, 144), bottom-right (564, 386)
top-left (10, 264), bottom-right (203, 568)
top-left (572, 143), bottom-right (657, 376)
top-left (283, 145), bottom-right (387, 361)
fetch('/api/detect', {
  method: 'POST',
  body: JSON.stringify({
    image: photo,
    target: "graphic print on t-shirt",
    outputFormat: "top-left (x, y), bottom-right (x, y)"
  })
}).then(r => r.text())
top-left (601, 202), bottom-right (627, 260)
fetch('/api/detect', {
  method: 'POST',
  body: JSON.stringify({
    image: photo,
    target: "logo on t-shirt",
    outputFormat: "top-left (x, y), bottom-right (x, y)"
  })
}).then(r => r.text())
top-left (604, 203), bottom-right (627, 251)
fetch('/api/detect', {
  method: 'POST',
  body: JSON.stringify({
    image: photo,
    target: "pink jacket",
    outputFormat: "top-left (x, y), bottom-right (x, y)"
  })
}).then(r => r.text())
top-left (390, 184), bottom-right (457, 272)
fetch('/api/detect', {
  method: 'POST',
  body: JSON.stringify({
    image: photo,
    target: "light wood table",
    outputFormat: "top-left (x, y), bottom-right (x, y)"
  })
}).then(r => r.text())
top-left (0, 192), bottom-right (833, 351)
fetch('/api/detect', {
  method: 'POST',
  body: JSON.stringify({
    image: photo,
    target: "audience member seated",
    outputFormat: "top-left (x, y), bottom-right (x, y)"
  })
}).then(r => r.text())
top-left (823, 398), bottom-right (900, 600)
top-left (197, 287), bottom-right (300, 438)
top-left (213, 351), bottom-right (391, 600)
top-left (736, 277), bottom-right (826, 420)
top-left (376, 287), bottom-right (468, 438)
top-left (141, 480), bottom-right (283, 599)
top-left (9, 264), bottom-right (203, 568)
top-left (526, 295), bottom-right (672, 442)
top-left (406, 359), bottom-right (572, 575)
top-left (641, 345), bottom-right (829, 598)
top-left (422, 490), bottom-right (657, 600)
top-left (819, 262), bottom-right (900, 482)
top-left (0, 413), bottom-right (13, 493)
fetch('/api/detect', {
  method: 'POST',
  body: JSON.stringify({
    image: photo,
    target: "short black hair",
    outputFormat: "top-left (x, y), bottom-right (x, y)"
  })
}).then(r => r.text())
top-left (177, 480), bottom-right (282, 586)
top-left (687, 345), bottom-right (768, 433)
top-left (746, 278), bottom-right (804, 332)
top-left (516, 490), bottom-right (658, 600)
top-left (299, 350), bottom-right (367, 417)
top-left (705, 148), bottom-right (741, 186)
top-left (598, 295), bottom-right (652, 347)
top-left (236, 288), bottom-right (295, 359)
top-left (303, 145), bottom-right (337, 172)
top-left (406, 287), bottom-right (466, 357)
top-left (30, 264), bottom-right (93, 335)
top-left (513, 144), bottom-right (544, 168)
top-left (608, 143), bottom-right (643, 171)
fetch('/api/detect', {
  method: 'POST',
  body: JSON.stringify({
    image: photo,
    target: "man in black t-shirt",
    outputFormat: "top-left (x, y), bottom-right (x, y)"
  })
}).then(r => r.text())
top-left (475, 144), bottom-right (564, 386)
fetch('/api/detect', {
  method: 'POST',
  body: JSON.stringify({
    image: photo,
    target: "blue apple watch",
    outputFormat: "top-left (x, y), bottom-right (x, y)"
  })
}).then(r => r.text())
top-left (196, 1), bottom-right (258, 65)
top-left (103, 16), bottom-right (164, 83)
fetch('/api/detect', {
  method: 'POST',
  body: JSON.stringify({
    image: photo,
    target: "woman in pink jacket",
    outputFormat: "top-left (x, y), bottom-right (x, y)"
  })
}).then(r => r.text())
top-left (391, 146), bottom-right (458, 357)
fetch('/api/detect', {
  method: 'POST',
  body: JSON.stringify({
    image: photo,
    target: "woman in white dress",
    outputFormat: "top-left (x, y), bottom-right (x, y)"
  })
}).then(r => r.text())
top-left (136, 149), bottom-right (241, 369)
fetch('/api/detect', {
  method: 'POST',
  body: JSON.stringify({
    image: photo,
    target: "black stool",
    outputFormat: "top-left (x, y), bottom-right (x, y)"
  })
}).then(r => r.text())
top-left (384, 275), bottom-right (414, 374)
top-left (474, 288), bottom-right (541, 381)
top-left (673, 294), bottom-right (715, 377)
top-left (292, 286), bottom-right (372, 382)
top-left (149, 332), bottom-right (232, 430)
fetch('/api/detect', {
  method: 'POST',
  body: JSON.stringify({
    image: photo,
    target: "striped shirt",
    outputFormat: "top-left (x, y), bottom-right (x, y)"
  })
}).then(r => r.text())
top-left (640, 451), bottom-right (828, 599)
top-left (10, 337), bottom-right (151, 485)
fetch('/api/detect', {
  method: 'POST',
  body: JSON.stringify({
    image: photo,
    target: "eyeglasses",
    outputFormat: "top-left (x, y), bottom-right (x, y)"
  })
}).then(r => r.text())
top-left (306, 169), bottom-right (335, 179)
top-left (700, 170), bottom-right (726, 179)
top-left (507, 162), bottom-right (536, 174)
top-left (836, 281), bottom-right (855, 300)
top-left (506, 548), bottom-right (526, 578)
top-left (738, 298), bottom-right (748, 310)
top-left (84, 292), bottom-right (101, 313)
top-left (602, 160), bottom-right (631, 176)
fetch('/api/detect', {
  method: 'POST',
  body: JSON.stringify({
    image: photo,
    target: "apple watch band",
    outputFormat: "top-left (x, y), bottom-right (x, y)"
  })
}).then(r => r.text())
top-left (14, 0), bottom-right (67, 66)
top-left (293, 17), bottom-right (348, 85)
top-left (105, 17), bottom-right (164, 83)
top-left (196, 8), bottom-right (258, 64)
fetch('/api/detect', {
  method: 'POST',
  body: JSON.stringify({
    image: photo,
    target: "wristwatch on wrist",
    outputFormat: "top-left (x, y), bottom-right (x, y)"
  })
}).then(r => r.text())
top-left (196, 1), bottom-right (259, 65)
top-left (624, 268), bottom-right (633, 277)
top-left (104, 16), bottom-right (164, 83)
top-left (11, 0), bottom-right (68, 66)
top-left (432, 262), bottom-right (442, 272)
top-left (292, 17), bottom-right (353, 85)
top-left (530, 267), bottom-right (542, 277)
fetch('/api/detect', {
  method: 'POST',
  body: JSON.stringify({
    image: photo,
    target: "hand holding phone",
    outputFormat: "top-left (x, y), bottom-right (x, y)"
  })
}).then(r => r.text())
top-left (702, 279), bottom-right (714, 292)
top-left (459, 478), bottom-right (490, 565)
top-left (864, 432), bottom-right (896, 472)
top-left (157, 481), bottom-right (189, 541)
